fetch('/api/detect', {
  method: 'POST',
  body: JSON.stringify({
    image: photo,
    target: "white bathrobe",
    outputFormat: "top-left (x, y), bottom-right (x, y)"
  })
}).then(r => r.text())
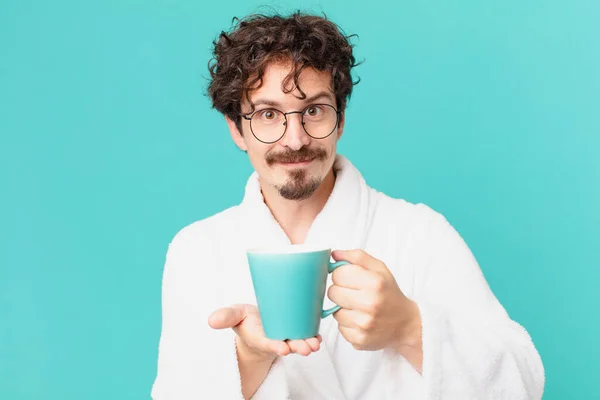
top-left (151, 155), bottom-right (545, 400)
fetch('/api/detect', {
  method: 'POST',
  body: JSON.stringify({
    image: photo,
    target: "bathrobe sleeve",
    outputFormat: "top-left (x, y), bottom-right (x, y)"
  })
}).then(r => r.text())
top-left (150, 225), bottom-right (243, 399)
top-left (150, 225), bottom-right (290, 399)
top-left (403, 205), bottom-right (545, 399)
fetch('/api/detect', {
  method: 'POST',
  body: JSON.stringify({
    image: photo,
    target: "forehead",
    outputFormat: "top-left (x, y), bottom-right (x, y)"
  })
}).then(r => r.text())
top-left (246, 61), bottom-right (335, 106)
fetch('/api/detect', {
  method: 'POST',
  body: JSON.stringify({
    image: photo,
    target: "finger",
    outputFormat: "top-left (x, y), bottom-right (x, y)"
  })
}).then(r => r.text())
top-left (332, 264), bottom-right (379, 290)
top-left (264, 339), bottom-right (291, 357)
top-left (236, 325), bottom-right (290, 357)
top-left (287, 339), bottom-right (312, 356)
top-left (338, 325), bottom-right (364, 348)
top-left (332, 249), bottom-right (386, 272)
top-left (238, 335), bottom-right (290, 358)
top-left (327, 284), bottom-right (367, 310)
top-left (316, 334), bottom-right (323, 343)
top-left (232, 322), bottom-right (291, 357)
top-left (333, 308), bottom-right (369, 330)
top-left (208, 305), bottom-right (246, 329)
top-left (304, 337), bottom-right (321, 352)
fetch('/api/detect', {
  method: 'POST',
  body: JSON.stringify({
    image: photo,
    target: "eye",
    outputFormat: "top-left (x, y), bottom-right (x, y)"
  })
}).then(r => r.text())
top-left (257, 109), bottom-right (279, 120)
top-left (305, 105), bottom-right (323, 117)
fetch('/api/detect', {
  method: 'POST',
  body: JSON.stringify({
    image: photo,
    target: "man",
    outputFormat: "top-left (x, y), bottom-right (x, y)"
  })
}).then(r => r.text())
top-left (151, 12), bottom-right (545, 400)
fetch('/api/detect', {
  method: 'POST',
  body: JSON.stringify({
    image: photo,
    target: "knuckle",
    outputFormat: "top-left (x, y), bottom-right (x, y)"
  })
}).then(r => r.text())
top-left (356, 250), bottom-right (367, 264)
top-left (372, 298), bottom-right (384, 313)
top-left (359, 316), bottom-right (375, 331)
top-left (365, 297), bottom-right (382, 315)
top-left (371, 276), bottom-right (386, 292)
top-left (364, 295), bottom-right (376, 312)
top-left (364, 302), bottom-right (376, 315)
top-left (355, 332), bottom-right (368, 347)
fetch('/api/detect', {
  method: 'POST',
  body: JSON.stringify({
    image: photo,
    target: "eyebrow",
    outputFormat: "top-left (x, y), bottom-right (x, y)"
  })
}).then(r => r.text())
top-left (251, 91), bottom-right (335, 108)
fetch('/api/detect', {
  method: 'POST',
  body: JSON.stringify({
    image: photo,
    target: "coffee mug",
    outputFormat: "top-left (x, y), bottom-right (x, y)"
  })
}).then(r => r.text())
top-left (246, 245), bottom-right (348, 340)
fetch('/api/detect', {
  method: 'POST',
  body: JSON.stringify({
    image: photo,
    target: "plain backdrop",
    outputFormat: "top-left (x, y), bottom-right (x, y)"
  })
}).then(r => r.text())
top-left (1, 0), bottom-right (598, 399)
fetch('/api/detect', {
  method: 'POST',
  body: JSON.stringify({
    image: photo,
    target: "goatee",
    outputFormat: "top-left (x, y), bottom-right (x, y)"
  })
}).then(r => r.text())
top-left (277, 168), bottom-right (321, 200)
top-left (267, 147), bottom-right (328, 201)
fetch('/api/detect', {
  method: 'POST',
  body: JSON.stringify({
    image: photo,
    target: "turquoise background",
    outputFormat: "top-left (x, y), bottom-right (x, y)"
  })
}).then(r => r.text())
top-left (1, 0), bottom-right (598, 399)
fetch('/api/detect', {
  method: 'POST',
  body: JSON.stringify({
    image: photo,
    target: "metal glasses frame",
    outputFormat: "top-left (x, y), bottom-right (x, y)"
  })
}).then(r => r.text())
top-left (241, 103), bottom-right (342, 144)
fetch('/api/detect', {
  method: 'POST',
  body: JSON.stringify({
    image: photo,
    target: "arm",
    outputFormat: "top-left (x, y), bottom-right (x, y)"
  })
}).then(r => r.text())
top-left (208, 302), bottom-right (323, 399)
top-left (390, 299), bottom-right (423, 374)
top-left (236, 337), bottom-right (277, 399)
top-left (206, 305), bottom-right (280, 399)
top-left (407, 206), bottom-right (545, 399)
top-left (151, 227), bottom-right (245, 399)
top-left (151, 226), bottom-right (294, 400)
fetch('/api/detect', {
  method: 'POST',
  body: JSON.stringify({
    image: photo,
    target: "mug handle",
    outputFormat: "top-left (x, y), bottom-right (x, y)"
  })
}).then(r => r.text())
top-left (321, 261), bottom-right (349, 318)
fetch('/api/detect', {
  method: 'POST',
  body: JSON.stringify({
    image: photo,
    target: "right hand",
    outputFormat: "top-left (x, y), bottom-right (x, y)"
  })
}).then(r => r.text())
top-left (208, 304), bottom-right (322, 360)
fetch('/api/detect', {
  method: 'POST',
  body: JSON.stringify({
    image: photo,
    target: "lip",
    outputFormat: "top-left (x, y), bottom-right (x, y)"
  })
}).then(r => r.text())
top-left (278, 158), bottom-right (315, 167)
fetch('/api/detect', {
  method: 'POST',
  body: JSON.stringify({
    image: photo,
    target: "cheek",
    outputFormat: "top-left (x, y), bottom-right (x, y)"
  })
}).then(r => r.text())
top-left (325, 137), bottom-right (339, 157)
top-left (247, 143), bottom-right (274, 167)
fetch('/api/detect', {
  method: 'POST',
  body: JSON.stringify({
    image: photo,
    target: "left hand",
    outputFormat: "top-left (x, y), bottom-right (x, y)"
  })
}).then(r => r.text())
top-left (328, 249), bottom-right (422, 352)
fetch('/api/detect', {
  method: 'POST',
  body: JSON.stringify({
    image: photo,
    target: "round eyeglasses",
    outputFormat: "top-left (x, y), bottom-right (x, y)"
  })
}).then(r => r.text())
top-left (241, 104), bottom-right (341, 144)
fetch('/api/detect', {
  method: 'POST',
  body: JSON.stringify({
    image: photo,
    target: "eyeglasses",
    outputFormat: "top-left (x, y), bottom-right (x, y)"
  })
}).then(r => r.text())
top-left (241, 104), bottom-right (341, 144)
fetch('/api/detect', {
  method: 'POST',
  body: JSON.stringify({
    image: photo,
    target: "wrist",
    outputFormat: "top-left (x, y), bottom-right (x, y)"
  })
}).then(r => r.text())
top-left (236, 336), bottom-right (277, 365)
top-left (394, 300), bottom-right (422, 350)
top-left (235, 336), bottom-right (277, 400)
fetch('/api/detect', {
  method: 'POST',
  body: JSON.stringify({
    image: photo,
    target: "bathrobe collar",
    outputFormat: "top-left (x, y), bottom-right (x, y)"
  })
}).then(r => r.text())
top-left (239, 154), bottom-right (373, 252)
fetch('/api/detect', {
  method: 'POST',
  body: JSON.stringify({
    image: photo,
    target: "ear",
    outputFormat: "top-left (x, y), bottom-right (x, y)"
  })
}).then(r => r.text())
top-left (336, 111), bottom-right (346, 140)
top-left (226, 116), bottom-right (248, 152)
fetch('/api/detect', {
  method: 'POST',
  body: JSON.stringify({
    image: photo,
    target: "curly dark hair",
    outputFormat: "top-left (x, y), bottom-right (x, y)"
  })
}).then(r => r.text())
top-left (207, 11), bottom-right (360, 132)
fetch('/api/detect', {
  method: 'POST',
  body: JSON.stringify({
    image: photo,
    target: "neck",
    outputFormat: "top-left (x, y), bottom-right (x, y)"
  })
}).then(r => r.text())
top-left (260, 168), bottom-right (336, 245)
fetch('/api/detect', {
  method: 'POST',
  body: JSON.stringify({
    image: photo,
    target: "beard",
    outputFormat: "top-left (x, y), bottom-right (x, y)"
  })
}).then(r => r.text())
top-left (276, 168), bottom-right (321, 200)
top-left (266, 147), bottom-right (328, 201)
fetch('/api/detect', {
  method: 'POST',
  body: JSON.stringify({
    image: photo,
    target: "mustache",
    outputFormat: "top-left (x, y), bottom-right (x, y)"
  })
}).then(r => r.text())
top-left (265, 147), bottom-right (328, 166)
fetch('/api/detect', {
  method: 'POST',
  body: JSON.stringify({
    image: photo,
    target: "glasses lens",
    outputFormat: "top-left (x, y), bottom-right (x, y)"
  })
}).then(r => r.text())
top-left (302, 104), bottom-right (338, 138)
top-left (250, 109), bottom-right (286, 143)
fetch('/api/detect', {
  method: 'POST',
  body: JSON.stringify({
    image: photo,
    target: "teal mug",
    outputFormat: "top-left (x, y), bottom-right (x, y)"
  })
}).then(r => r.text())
top-left (246, 245), bottom-right (348, 340)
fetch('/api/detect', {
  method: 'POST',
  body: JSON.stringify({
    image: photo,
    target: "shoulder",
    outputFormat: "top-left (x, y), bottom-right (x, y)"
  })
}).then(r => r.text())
top-left (367, 190), bottom-right (474, 282)
top-left (160, 205), bottom-right (243, 293)
top-left (166, 205), bottom-right (242, 255)
top-left (370, 189), bottom-right (449, 236)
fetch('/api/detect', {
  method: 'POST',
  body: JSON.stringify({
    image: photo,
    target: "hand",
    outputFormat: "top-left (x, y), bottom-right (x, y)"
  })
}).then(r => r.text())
top-left (328, 250), bottom-right (422, 352)
top-left (208, 304), bottom-right (323, 361)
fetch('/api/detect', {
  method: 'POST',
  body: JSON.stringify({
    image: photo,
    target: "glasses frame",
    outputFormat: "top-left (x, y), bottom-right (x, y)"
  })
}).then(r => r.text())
top-left (241, 103), bottom-right (342, 144)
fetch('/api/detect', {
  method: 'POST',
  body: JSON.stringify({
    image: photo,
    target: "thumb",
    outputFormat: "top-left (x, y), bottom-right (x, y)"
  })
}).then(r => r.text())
top-left (208, 304), bottom-right (247, 330)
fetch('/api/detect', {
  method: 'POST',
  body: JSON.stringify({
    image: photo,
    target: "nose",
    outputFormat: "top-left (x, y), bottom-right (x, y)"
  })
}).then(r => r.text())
top-left (279, 113), bottom-right (311, 150)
